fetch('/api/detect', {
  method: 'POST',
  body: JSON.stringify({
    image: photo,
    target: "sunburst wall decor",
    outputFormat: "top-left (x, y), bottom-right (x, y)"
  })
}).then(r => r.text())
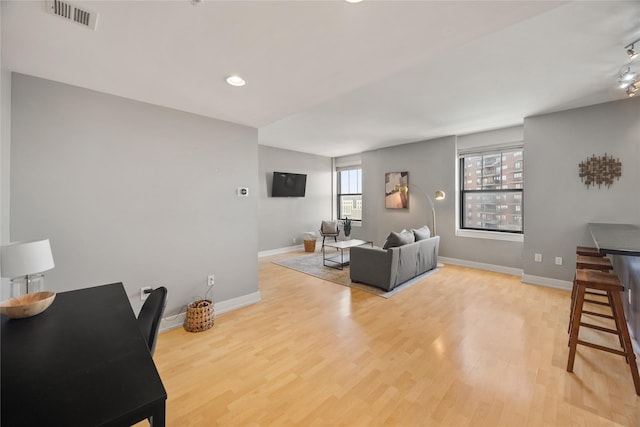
top-left (578, 153), bottom-right (622, 188)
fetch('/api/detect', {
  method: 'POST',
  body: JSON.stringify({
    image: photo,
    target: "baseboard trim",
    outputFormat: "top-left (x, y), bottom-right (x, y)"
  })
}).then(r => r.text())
top-left (521, 274), bottom-right (572, 291)
top-left (159, 291), bottom-right (262, 332)
top-left (438, 256), bottom-right (523, 277)
top-left (258, 245), bottom-right (303, 258)
top-left (439, 257), bottom-right (573, 291)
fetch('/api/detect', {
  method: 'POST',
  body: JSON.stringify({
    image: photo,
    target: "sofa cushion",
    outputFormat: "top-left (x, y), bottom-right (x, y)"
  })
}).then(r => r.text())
top-left (412, 226), bottom-right (431, 241)
top-left (383, 230), bottom-right (415, 249)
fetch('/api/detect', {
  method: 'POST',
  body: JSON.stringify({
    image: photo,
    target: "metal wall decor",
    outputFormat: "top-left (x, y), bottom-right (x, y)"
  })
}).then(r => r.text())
top-left (578, 153), bottom-right (622, 188)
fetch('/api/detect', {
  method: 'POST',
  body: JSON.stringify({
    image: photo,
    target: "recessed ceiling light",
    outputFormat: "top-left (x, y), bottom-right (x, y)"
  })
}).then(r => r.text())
top-left (345, 0), bottom-right (364, 3)
top-left (226, 75), bottom-right (246, 87)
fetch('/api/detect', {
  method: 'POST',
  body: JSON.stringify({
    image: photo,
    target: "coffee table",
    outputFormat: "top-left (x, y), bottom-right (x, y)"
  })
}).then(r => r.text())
top-left (323, 239), bottom-right (373, 270)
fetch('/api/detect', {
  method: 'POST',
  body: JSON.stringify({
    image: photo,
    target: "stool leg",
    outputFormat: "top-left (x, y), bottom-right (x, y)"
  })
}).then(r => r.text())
top-left (567, 285), bottom-right (586, 372)
top-left (610, 291), bottom-right (640, 395)
top-left (568, 274), bottom-right (577, 334)
top-left (607, 292), bottom-right (626, 353)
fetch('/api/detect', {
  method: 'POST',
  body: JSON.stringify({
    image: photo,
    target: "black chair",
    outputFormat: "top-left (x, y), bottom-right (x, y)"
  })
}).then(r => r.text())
top-left (319, 220), bottom-right (340, 248)
top-left (137, 287), bottom-right (168, 356)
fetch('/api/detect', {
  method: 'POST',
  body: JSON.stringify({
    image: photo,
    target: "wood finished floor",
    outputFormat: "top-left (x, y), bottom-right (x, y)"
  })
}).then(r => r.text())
top-left (143, 252), bottom-right (640, 426)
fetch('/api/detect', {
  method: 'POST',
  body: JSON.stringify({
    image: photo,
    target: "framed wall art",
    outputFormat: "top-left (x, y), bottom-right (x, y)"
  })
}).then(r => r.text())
top-left (385, 171), bottom-right (409, 209)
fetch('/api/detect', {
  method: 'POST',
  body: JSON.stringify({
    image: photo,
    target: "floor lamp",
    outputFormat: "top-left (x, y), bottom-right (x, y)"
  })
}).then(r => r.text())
top-left (395, 184), bottom-right (445, 236)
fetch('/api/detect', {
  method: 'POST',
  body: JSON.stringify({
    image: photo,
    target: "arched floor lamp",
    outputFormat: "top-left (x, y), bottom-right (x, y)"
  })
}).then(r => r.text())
top-left (395, 184), bottom-right (445, 236)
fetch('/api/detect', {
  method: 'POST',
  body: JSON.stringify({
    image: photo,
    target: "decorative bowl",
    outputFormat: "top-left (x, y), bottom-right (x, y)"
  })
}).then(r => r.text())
top-left (0, 291), bottom-right (56, 319)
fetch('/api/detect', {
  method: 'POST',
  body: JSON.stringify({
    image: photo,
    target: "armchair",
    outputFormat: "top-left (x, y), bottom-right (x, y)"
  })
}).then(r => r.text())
top-left (319, 220), bottom-right (340, 248)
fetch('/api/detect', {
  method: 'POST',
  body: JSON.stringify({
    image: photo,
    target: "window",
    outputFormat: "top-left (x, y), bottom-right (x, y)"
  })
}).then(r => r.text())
top-left (459, 147), bottom-right (523, 233)
top-left (337, 167), bottom-right (362, 221)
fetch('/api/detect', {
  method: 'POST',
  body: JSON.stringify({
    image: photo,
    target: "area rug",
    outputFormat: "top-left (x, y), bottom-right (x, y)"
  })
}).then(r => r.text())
top-left (272, 252), bottom-right (439, 298)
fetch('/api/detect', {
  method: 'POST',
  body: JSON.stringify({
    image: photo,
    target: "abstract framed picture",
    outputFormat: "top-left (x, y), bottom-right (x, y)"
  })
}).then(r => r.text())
top-left (385, 171), bottom-right (409, 209)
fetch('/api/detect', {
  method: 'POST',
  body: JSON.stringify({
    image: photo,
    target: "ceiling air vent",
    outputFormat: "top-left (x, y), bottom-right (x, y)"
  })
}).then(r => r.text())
top-left (46, 0), bottom-right (98, 30)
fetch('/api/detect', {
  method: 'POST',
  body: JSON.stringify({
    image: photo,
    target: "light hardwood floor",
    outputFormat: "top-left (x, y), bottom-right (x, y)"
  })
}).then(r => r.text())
top-left (146, 252), bottom-right (640, 426)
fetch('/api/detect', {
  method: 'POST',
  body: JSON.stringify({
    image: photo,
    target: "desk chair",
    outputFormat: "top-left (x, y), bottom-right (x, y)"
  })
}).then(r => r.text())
top-left (138, 287), bottom-right (168, 356)
top-left (320, 220), bottom-right (340, 248)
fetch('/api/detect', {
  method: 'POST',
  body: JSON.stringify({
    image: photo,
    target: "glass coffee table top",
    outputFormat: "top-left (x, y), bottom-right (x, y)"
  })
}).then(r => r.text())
top-left (323, 239), bottom-right (373, 270)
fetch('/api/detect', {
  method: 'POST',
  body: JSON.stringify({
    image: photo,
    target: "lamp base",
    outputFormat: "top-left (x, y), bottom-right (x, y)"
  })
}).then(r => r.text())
top-left (10, 273), bottom-right (46, 297)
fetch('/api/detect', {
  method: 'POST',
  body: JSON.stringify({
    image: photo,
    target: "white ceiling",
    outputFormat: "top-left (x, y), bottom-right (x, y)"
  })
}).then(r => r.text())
top-left (3, 1), bottom-right (640, 157)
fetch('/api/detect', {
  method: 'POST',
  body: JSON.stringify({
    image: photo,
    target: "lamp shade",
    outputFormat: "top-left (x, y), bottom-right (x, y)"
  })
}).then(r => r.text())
top-left (1, 239), bottom-right (55, 278)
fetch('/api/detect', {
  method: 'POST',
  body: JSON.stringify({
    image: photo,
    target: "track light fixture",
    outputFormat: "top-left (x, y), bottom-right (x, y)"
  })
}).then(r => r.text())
top-left (625, 39), bottom-right (639, 60)
top-left (619, 79), bottom-right (632, 89)
top-left (616, 38), bottom-right (639, 96)
top-left (619, 66), bottom-right (636, 81)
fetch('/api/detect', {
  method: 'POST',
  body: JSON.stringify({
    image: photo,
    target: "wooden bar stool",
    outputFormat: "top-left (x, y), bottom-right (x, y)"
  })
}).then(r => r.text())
top-left (567, 269), bottom-right (640, 396)
top-left (569, 254), bottom-right (614, 332)
top-left (576, 255), bottom-right (613, 272)
top-left (576, 246), bottom-right (605, 257)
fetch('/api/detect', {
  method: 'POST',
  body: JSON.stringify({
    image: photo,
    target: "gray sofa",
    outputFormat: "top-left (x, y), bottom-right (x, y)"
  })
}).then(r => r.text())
top-left (350, 228), bottom-right (440, 291)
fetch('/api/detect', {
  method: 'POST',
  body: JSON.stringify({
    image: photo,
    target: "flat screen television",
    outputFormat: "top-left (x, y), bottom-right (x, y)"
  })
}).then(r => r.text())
top-left (272, 172), bottom-right (307, 197)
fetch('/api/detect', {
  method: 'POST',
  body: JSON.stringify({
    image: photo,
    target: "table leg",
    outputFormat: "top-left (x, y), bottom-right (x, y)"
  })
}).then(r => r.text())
top-left (149, 401), bottom-right (166, 427)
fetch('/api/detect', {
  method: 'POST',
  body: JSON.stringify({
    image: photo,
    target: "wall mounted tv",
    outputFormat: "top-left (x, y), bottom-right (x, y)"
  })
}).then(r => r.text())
top-left (272, 172), bottom-right (307, 197)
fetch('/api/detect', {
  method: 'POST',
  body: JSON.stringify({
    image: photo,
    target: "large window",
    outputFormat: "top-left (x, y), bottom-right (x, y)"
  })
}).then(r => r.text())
top-left (337, 167), bottom-right (362, 221)
top-left (460, 147), bottom-right (523, 233)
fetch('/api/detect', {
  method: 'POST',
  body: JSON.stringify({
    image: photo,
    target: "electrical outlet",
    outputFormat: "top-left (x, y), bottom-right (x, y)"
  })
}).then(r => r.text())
top-left (534, 253), bottom-right (542, 262)
top-left (141, 286), bottom-right (151, 301)
top-left (208, 275), bottom-right (215, 286)
top-left (555, 257), bottom-right (563, 266)
top-left (630, 289), bottom-right (632, 305)
top-left (292, 237), bottom-right (296, 244)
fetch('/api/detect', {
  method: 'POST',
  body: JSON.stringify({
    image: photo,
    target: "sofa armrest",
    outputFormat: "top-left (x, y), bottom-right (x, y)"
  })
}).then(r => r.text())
top-left (349, 246), bottom-right (398, 291)
top-left (416, 235), bottom-right (440, 274)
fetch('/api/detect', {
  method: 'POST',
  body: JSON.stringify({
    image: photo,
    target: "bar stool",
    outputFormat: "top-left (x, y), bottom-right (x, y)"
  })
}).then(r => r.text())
top-left (567, 269), bottom-right (640, 395)
top-left (568, 254), bottom-right (614, 332)
top-left (576, 246), bottom-right (605, 257)
top-left (576, 255), bottom-right (613, 271)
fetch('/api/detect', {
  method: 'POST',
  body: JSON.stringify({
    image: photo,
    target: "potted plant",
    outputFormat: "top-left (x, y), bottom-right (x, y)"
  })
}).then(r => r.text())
top-left (342, 217), bottom-right (352, 237)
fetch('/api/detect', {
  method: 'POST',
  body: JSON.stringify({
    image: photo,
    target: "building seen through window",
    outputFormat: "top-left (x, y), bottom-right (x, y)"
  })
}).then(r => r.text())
top-left (337, 168), bottom-right (362, 221)
top-left (460, 148), bottom-right (523, 233)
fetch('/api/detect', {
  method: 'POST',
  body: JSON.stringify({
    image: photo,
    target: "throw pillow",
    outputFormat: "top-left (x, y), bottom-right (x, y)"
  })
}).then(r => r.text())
top-left (412, 225), bottom-right (431, 241)
top-left (382, 230), bottom-right (415, 249)
top-left (321, 220), bottom-right (338, 234)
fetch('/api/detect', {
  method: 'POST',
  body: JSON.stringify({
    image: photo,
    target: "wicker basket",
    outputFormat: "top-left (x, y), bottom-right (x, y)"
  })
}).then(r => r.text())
top-left (184, 299), bottom-right (215, 332)
top-left (304, 240), bottom-right (316, 252)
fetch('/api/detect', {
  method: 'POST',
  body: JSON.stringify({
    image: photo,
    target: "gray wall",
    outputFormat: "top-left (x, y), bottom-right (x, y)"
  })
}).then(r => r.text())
top-left (258, 145), bottom-right (332, 252)
top-left (451, 127), bottom-right (524, 270)
top-left (10, 74), bottom-right (259, 315)
top-left (359, 99), bottom-right (639, 279)
top-left (361, 135), bottom-right (522, 270)
top-left (361, 136), bottom-right (455, 248)
top-left (0, 6), bottom-right (10, 296)
top-left (523, 97), bottom-right (640, 281)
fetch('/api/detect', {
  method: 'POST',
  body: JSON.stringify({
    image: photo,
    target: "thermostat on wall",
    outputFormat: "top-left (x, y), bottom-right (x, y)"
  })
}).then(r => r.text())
top-left (237, 187), bottom-right (249, 197)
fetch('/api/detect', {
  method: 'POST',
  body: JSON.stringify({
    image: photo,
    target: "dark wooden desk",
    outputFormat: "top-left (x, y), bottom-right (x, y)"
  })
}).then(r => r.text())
top-left (1, 282), bottom-right (167, 427)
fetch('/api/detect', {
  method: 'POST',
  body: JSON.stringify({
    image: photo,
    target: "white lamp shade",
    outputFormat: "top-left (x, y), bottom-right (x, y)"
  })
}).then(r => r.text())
top-left (1, 239), bottom-right (55, 278)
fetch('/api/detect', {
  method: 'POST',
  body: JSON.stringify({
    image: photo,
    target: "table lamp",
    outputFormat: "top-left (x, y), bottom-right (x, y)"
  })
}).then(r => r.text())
top-left (1, 239), bottom-right (55, 296)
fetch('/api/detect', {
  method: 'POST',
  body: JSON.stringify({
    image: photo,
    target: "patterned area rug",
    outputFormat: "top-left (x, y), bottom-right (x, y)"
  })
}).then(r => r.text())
top-left (272, 252), bottom-right (440, 298)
